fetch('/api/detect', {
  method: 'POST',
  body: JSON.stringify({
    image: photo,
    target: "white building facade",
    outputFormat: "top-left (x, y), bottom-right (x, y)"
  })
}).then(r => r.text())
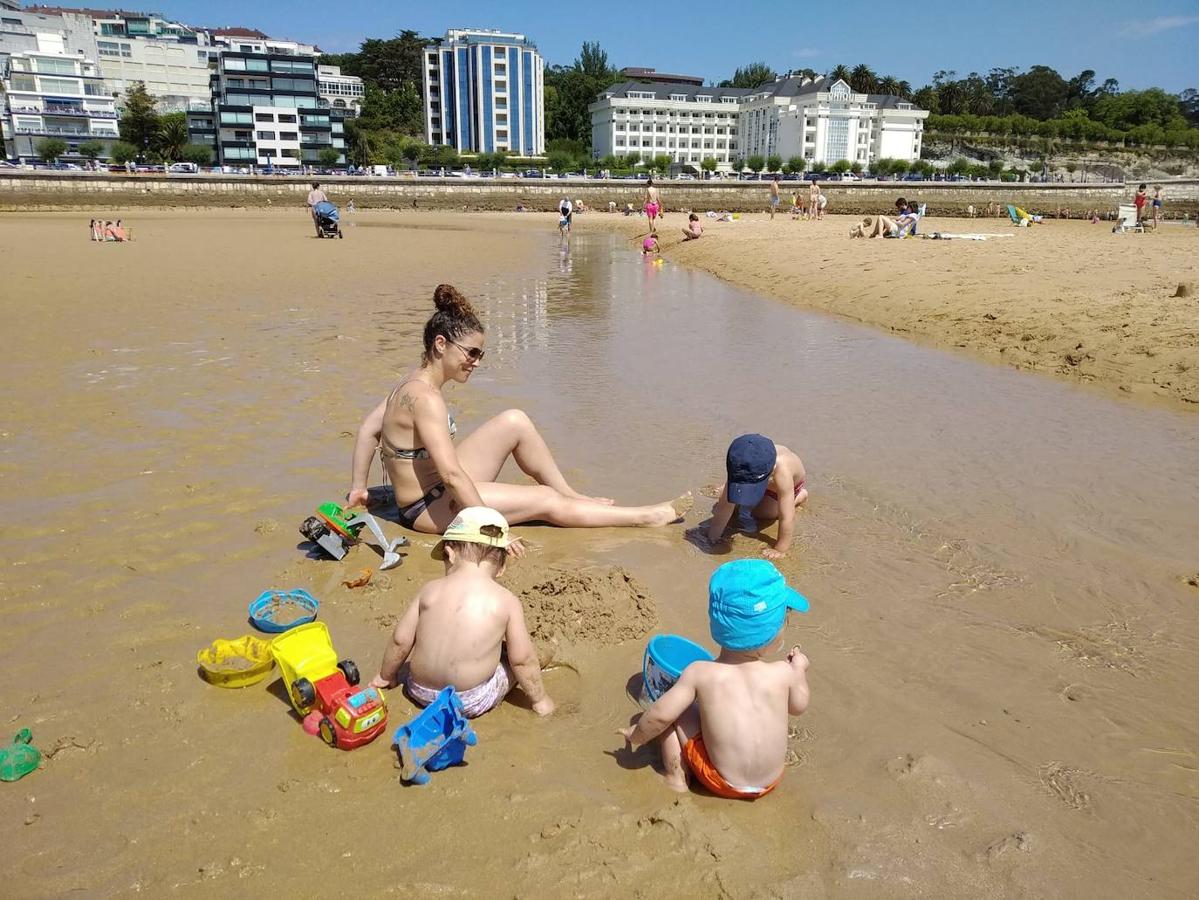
top-left (2, 42), bottom-right (118, 161)
top-left (317, 64), bottom-right (363, 116)
top-left (423, 29), bottom-right (544, 156)
top-left (739, 76), bottom-right (927, 166)
top-left (589, 82), bottom-right (749, 170)
top-left (591, 75), bottom-right (927, 172)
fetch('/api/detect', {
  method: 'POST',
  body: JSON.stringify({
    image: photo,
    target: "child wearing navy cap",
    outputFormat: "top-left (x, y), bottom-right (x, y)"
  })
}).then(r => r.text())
top-left (706, 434), bottom-right (808, 559)
top-left (619, 560), bottom-right (810, 798)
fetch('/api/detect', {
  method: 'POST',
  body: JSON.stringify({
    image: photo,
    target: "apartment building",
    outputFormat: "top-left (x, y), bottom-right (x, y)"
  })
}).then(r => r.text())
top-left (423, 28), bottom-right (544, 156)
top-left (2, 39), bottom-right (119, 161)
top-left (317, 64), bottom-right (363, 116)
top-left (186, 48), bottom-right (346, 168)
top-left (589, 82), bottom-right (750, 171)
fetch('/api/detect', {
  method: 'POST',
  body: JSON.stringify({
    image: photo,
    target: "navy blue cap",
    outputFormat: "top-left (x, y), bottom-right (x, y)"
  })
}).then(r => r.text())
top-left (726, 434), bottom-right (776, 506)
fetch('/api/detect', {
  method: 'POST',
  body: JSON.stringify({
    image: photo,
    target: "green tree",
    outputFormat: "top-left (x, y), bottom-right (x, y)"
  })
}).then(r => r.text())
top-left (718, 62), bottom-right (777, 89)
top-left (912, 85), bottom-right (939, 113)
top-left (889, 159), bottom-right (909, 177)
top-left (356, 82), bottom-right (423, 135)
top-left (731, 158), bottom-right (745, 175)
top-left (599, 153), bottom-right (620, 170)
top-left (109, 141), bottom-right (139, 164)
top-left (701, 156), bottom-right (718, 176)
top-left (850, 160), bottom-right (863, 174)
top-left (652, 154), bottom-right (672, 176)
top-left (543, 41), bottom-right (621, 146)
top-left (947, 158), bottom-right (971, 176)
top-left (402, 141), bottom-right (424, 170)
top-left (340, 31), bottom-right (426, 91)
top-left (986, 158), bottom-right (1005, 179)
top-left (118, 82), bottom-right (160, 155)
top-left (36, 137), bottom-right (67, 163)
top-left (181, 143), bottom-right (213, 166)
top-left (766, 153), bottom-right (782, 173)
top-left (783, 155), bottom-right (805, 174)
top-left (877, 75), bottom-right (905, 97)
top-left (829, 64), bottom-right (851, 83)
top-left (849, 64), bottom-right (878, 94)
top-left (155, 111), bottom-right (189, 163)
top-left (746, 154), bottom-right (765, 173)
top-left (547, 149), bottom-right (573, 172)
top-left (830, 159), bottom-right (851, 173)
top-left (1009, 65), bottom-right (1069, 120)
top-left (624, 150), bottom-right (641, 167)
top-left (77, 140), bottom-right (104, 161)
top-left (318, 147), bottom-right (341, 167)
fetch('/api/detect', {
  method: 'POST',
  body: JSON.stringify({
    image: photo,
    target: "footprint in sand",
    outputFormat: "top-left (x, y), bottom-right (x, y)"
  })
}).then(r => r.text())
top-left (1037, 762), bottom-right (1091, 811)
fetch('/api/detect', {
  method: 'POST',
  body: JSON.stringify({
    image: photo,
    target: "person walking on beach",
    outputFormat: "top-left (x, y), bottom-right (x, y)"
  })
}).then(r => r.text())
top-left (1151, 185), bottom-right (1163, 228)
top-left (558, 196), bottom-right (573, 235)
top-left (644, 178), bottom-right (662, 231)
top-left (306, 181), bottom-right (328, 237)
top-left (808, 178), bottom-right (820, 221)
top-left (347, 285), bottom-right (691, 542)
top-left (768, 176), bottom-right (781, 220)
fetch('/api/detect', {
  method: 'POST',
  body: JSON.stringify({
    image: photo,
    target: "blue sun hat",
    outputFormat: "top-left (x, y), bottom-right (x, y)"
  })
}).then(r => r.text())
top-left (726, 434), bottom-right (777, 506)
top-left (708, 560), bottom-right (809, 651)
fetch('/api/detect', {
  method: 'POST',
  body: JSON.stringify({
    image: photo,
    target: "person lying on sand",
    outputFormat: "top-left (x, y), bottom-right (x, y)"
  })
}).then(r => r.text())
top-left (369, 507), bottom-right (553, 718)
top-left (347, 284), bottom-right (690, 546)
top-left (707, 434), bottom-right (807, 559)
top-left (681, 213), bottom-right (703, 241)
top-left (619, 559), bottom-right (810, 797)
top-left (850, 214), bottom-right (905, 239)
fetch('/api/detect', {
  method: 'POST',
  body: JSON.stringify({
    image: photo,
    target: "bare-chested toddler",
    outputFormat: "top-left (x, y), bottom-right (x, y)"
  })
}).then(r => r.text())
top-left (707, 433), bottom-right (808, 559)
top-left (370, 507), bottom-right (553, 718)
top-left (619, 559), bottom-right (810, 798)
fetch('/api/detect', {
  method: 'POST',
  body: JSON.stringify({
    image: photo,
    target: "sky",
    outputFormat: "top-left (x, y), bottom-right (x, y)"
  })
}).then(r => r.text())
top-left (66, 0), bottom-right (1198, 94)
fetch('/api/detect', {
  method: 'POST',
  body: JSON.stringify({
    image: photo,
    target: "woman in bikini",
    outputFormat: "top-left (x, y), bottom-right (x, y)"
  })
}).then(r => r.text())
top-left (347, 285), bottom-right (691, 547)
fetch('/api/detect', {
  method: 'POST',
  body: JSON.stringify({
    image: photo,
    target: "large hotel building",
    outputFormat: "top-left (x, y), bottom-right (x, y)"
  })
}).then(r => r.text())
top-left (591, 75), bottom-right (927, 172)
top-left (422, 28), bottom-right (544, 157)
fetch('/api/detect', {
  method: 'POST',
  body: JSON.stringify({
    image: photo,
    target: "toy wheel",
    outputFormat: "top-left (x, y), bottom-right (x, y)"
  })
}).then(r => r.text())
top-left (318, 716), bottom-right (337, 747)
top-left (338, 660), bottom-right (360, 686)
top-left (294, 677), bottom-right (316, 709)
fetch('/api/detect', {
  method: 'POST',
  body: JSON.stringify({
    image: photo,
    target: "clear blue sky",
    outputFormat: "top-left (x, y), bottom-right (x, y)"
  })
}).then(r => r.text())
top-left (81, 0), bottom-right (1197, 93)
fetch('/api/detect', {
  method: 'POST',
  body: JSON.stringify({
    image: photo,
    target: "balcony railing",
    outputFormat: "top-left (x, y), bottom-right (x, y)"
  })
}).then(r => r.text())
top-left (9, 105), bottom-right (118, 119)
top-left (14, 126), bottom-right (118, 137)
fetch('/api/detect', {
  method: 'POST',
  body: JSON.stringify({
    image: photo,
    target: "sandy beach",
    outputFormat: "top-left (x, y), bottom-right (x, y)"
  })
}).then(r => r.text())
top-left (580, 210), bottom-right (1199, 409)
top-left (2, 209), bottom-right (1197, 898)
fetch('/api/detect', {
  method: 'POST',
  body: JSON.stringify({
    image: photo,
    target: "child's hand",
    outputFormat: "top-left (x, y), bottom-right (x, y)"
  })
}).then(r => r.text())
top-left (761, 547), bottom-right (785, 560)
top-left (532, 696), bottom-right (555, 717)
top-left (787, 647), bottom-right (809, 670)
top-left (368, 673), bottom-right (393, 690)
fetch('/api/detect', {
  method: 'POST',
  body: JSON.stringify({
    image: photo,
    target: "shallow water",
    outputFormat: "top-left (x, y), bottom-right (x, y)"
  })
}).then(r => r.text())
top-left (2, 213), bottom-right (1196, 897)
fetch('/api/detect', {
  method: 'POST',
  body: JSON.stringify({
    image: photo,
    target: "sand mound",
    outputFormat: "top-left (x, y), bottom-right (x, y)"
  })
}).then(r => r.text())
top-left (508, 566), bottom-right (657, 654)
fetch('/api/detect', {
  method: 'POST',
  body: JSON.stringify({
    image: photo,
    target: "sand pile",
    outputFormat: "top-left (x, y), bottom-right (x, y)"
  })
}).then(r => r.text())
top-left (506, 566), bottom-right (657, 654)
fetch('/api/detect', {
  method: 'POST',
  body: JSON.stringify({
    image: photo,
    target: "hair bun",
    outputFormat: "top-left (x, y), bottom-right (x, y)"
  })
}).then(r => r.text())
top-left (433, 283), bottom-right (475, 317)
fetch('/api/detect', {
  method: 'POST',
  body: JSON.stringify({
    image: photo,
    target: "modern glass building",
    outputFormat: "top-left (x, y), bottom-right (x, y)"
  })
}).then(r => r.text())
top-left (186, 47), bottom-right (347, 168)
top-left (422, 29), bottom-right (544, 156)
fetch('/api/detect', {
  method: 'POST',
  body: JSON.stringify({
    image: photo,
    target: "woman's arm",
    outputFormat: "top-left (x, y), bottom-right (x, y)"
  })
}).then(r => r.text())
top-left (348, 398), bottom-right (387, 507)
top-left (413, 390), bottom-right (484, 508)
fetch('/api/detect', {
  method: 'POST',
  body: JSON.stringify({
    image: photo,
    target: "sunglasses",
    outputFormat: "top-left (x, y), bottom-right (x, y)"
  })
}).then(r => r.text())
top-left (448, 339), bottom-right (486, 362)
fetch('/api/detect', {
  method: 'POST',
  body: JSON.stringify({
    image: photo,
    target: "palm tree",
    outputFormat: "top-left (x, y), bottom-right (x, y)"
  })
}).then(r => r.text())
top-left (155, 114), bottom-right (189, 163)
top-left (877, 76), bottom-right (903, 97)
top-left (828, 64), bottom-right (851, 84)
top-left (849, 64), bottom-right (877, 94)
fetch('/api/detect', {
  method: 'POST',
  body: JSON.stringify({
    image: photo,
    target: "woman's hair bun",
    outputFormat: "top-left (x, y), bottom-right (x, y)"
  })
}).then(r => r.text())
top-left (433, 283), bottom-right (475, 317)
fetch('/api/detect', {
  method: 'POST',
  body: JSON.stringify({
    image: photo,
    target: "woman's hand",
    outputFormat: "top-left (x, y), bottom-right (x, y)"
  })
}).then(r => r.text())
top-left (506, 537), bottom-right (526, 559)
top-left (346, 487), bottom-right (371, 509)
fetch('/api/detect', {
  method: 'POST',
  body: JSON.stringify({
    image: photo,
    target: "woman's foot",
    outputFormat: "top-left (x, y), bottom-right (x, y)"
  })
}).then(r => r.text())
top-left (645, 492), bottom-right (694, 526)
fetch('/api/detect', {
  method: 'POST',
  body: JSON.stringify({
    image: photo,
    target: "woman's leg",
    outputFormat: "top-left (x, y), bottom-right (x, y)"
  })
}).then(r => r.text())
top-left (455, 409), bottom-right (611, 503)
top-left (411, 482), bottom-right (691, 533)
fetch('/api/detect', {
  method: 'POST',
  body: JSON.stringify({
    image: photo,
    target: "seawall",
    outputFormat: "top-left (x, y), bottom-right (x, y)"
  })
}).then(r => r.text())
top-left (3, 172), bottom-right (1198, 216)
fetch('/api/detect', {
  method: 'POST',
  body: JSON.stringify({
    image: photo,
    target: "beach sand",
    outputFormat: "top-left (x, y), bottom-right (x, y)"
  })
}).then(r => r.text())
top-left (579, 211), bottom-right (1199, 408)
top-left (1, 210), bottom-right (1197, 898)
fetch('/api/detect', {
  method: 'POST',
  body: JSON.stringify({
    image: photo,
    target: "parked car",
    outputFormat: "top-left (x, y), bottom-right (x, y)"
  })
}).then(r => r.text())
top-left (168, 162), bottom-right (198, 174)
top-left (0, 160), bottom-right (20, 169)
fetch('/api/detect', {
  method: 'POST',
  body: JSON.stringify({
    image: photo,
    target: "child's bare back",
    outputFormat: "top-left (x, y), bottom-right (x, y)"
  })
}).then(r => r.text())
top-left (406, 571), bottom-right (514, 691)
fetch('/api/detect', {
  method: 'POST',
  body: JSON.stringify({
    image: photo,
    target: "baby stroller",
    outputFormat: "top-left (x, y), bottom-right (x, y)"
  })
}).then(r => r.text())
top-left (313, 200), bottom-right (343, 239)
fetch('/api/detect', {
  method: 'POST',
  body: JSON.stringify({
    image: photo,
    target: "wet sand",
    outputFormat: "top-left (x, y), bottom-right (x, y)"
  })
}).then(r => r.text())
top-left (1, 210), bottom-right (1197, 898)
top-left (579, 211), bottom-right (1199, 409)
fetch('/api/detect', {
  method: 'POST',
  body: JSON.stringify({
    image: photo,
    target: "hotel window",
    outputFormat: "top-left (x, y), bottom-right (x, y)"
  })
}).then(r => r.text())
top-left (669, 94), bottom-right (686, 101)
top-left (257, 130), bottom-right (276, 140)
top-left (36, 57), bottom-right (78, 75)
top-left (223, 58), bottom-right (246, 71)
top-left (39, 77), bottom-right (82, 93)
top-left (234, 129), bottom-right (252, 140)
top-left (255, 113), bottom-right (274, 122)
top-left (9, 74), bottom-right (36, 92)
top-left (278, 114), bottom-right (296, 123)
top-left (279, 131), bottom-right (298, 140)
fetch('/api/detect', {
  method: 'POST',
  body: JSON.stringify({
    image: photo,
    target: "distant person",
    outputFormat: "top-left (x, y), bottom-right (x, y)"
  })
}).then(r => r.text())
top-left (111, 220), bottom-right (127, 242)
top-left (682, 213), bottom-right (703, 241)
top-left (1151, 185), bottom-right (1163, 227)
top-left (370, 507), bottom-right (553, 719)
top-left (1133, 183), bottom-right (1148, 222)
top-left (808, 178), bottom-right (820, 220)
top-left (705, 434), bottom-right (808, 559)
top-left (644, 178), bottom-right (662, 230)
top-left (816, 190), bottom-right (827, 220)
top-left (306, 181), bottom-right (328, 237)
top-left (642, 233), bottom-right (661, 255)
top-left (618, 559), bottom-right (811, 797)
top-left (768, 176), bottom-right (780, 220)
top-left (558, 196), bottom-right (573, 235)
top-left (89, 218), bottom-right (103, 242)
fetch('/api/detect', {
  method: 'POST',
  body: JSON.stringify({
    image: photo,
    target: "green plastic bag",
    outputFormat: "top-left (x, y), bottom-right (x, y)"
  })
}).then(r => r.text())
top-left (0, 729), bottom-right (41, 782)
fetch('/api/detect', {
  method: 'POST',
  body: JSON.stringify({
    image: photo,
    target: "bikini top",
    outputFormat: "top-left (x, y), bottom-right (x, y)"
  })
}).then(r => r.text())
top-left (379, 413), bottom-right (457, 461)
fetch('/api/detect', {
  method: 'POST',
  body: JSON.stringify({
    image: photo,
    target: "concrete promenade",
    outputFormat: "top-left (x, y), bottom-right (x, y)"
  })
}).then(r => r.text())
top-left (3, 171), bottom-right (1197, 215)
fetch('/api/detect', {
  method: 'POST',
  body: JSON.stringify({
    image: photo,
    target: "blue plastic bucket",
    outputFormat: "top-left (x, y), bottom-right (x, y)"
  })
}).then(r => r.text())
top-left (248, 589), bottom-right (319, 633)
top-left (642, 634), bottom-right (715, 703)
